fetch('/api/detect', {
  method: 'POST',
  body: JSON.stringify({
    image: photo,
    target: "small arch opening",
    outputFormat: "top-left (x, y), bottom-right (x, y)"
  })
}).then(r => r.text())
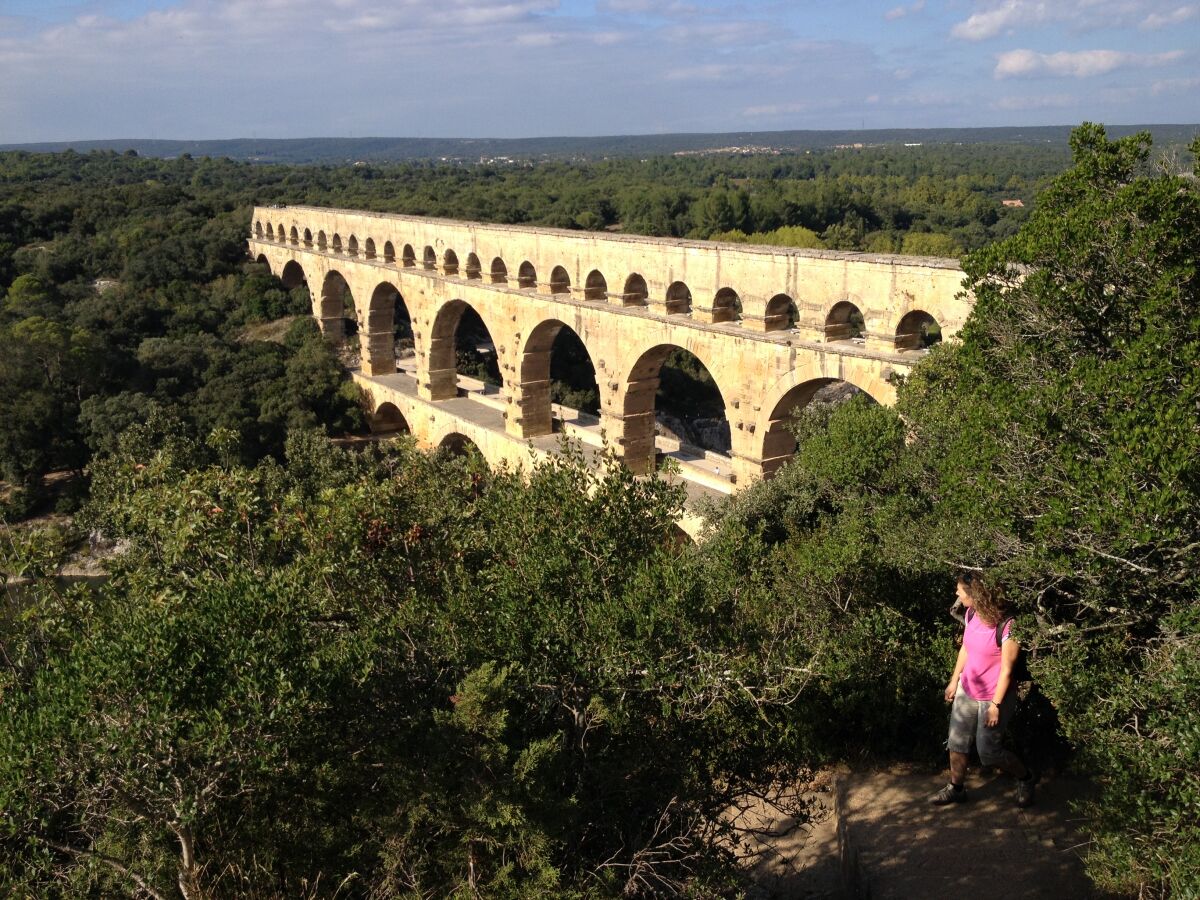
top-left (332, 234), bottom-right (343, 254)
top-left (622, 273), bottom-right (648, 306)
top-left (764, 294), bottom-right (798, 331)
top-left (276, 224), bottom-right (286, 242)
top-left (712, 287), bottom-right (742, 323)
top-left (372, 402), bottom-right (410, 435)
top-left (895, 310), bottom-right (942, 351)
top-left (665, 281), bottom-right (692, 316)
top-left (423, 246), bottom-right (437, 270)
top-left (465, 253), bottom-right (482, 280)
top-left (584, 270), bottom-right (608, 301)
top-left (518, 261), bottom-right (537, 290)
top-left (254, 221), bottom-right (263, 239)
top-left (490, 257), bottom-right (508, 284)
top-left (289, 226), bottom-right (299, 246)
top-left (303, 228), bottom-right (313, 248)
top-left (317, 231), bottom-right (328, 251)
top-left (402, 244), bottom-right (416, 267)
top-left (549, 265), bottom-right (571, 295)
top-left (347, 235), bottom-right (359, 257)
top-left (437, 432), bottom-right (481, 458)
top-left (826, 301), bottom-right (866, 342)
top-left (364, 238), bottom-right (376, 260)
top-left (444, 249), bottom-right (459, 276)
top-left (383, 241), bottom-right (395, 263)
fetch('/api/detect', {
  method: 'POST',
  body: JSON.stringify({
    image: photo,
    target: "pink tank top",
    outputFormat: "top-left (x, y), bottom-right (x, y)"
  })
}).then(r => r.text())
top-left (961, 609), bottom-right (1012, 701)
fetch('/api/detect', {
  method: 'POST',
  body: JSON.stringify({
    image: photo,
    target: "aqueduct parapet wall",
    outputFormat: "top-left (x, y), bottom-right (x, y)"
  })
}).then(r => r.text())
top-left (249, 205), bottom-right (970, 485)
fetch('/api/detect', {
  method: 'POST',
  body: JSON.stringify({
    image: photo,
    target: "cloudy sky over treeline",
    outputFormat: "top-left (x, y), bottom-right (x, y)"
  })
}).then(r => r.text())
top-left (2, 0), bottom-right (1197, 141)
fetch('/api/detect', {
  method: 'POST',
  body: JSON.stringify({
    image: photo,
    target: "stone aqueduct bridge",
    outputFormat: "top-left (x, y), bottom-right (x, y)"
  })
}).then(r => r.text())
top-left (249, 205), bottom-right (969, 495)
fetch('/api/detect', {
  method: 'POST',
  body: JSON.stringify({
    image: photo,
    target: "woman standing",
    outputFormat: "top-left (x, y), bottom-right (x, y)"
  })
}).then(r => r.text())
top-left (930, 571), bottom-right (1036, 807)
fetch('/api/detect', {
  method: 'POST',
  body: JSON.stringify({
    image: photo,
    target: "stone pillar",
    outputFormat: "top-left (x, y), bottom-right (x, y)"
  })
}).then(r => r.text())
top-left (360, 304), bottom-right (397, 377)
top-left (506, 378), bottom-right (554, 439)
top-left (616, 376), bottom-right (660, 474)
top-left (419, 335), bottom-right (459, 401)
top-left (691, 303), bottom-right (718, 324)
top-left (361, 331), bottom-right (396, 376)
top-left (864, 330), bottom-right (901, 354)
top-left (320, 316), bottom-right (345, 342)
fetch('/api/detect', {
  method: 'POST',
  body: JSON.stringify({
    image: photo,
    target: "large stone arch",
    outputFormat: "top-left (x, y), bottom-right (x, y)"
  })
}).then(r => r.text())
top-left (370, 401), bottom-right (410, 435)
top-left (436, 431), bottom-right (483, 459)
top-left (281, 259), bottom-right (307, 290)
top-left (254, 253), bottom-right (272, 271)
top-left (509, 318), bottom-right (600, 439)
top-left (318, 270), bottom-right (357, 345)
top-left (617, 342), bottom-right (730, 474)
top-left (422, 298), bottom-right (508, 402)
top-left (756, 366), bottom-right (891, 477)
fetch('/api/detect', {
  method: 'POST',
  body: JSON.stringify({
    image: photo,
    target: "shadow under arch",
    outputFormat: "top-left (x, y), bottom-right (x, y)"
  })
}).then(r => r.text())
top-left (760, 376), bottom-right (880, 477)
top-left (280, 259), bottom-right (307, 290)
top-left (895, 309), bottom-right (942, 351)
top-left (826, 300), bottom-right (865, 342)
top-left (371, 401), bottom-right (410, 435)
top-left (364, 281), bottom-right (413, 375)
top-left (517, 319), bottom-right (600, 436)
top-left (319, 270), bottom-right (357, 347)
top-left (426, 298), bottom-right (505, 400)
top-left (620, 343), bottom-right (730, 474)
top-left (437, 432), bottom-right (482, 458)
top-left (254, 253), bottom-right (272, 272)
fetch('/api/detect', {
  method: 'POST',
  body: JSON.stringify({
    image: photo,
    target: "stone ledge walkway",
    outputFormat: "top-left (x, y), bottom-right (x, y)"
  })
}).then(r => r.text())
top-left (838, 767), bottom-right (1102, 899)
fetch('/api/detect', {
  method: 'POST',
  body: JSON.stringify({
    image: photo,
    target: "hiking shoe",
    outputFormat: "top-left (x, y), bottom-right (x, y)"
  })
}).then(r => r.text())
top-left (929, 783), bottom-right (967, 805)
top-left (1016, 774), bottom-right (1037, 808)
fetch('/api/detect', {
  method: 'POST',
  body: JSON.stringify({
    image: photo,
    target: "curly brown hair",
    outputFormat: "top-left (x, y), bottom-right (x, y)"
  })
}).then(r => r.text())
top-left (958, 571), bottom-right (1009, 626)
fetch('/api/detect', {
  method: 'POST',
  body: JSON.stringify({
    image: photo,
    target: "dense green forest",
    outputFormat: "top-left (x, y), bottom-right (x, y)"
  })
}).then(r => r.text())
top-left (2, 128), bottom-right (1198, 897)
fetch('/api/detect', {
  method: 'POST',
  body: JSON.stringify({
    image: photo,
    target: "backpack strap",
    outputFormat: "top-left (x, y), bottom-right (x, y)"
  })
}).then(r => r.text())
top-left (995, 616), bottom-right (1015, 649)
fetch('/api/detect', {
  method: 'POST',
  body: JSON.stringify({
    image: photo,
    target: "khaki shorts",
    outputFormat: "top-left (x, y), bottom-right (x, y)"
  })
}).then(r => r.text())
top-left (947, 685), bottom-right (1016, 765)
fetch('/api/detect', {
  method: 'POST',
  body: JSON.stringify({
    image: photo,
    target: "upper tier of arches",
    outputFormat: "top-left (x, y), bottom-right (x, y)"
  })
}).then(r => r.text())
top-left (251, 208), bottom-right (965, 351)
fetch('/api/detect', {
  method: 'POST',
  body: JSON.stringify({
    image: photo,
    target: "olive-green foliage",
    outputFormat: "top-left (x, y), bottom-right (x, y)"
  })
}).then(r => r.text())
top-left (714, 124), bottom-right (1200, 896)
top-left (0, 429), bottom-right (822, 897)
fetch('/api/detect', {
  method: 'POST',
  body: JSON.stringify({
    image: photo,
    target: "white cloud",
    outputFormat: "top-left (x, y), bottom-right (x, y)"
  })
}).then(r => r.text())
top-left (994, 48), bottom-right (1185, 78)
top-left (663, 20), bottom-right (776, 46)
top-left (951, 0), bottom-right (1198, 40)
top-left (885, 0), bottom-right (926, 21)
top-left (1151, 74), bottom-right (1200, 92)
top-left (952, 1), bottom-right (1051, 41)
top-left (1140, 4), bottom-right (1198, 27)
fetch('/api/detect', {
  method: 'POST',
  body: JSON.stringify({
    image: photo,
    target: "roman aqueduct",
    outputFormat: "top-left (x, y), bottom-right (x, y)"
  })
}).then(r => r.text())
top-left (249, 205), bottom-right (969, 526)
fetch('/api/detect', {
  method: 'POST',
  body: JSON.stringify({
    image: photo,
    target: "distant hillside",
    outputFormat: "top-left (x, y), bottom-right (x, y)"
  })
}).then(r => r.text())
top-left (3, 125), bottom-right (1197, 164)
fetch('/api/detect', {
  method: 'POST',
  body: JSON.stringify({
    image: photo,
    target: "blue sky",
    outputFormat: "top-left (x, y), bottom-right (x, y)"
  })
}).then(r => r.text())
top-left (1, 0), bottom-right (1197, 142)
